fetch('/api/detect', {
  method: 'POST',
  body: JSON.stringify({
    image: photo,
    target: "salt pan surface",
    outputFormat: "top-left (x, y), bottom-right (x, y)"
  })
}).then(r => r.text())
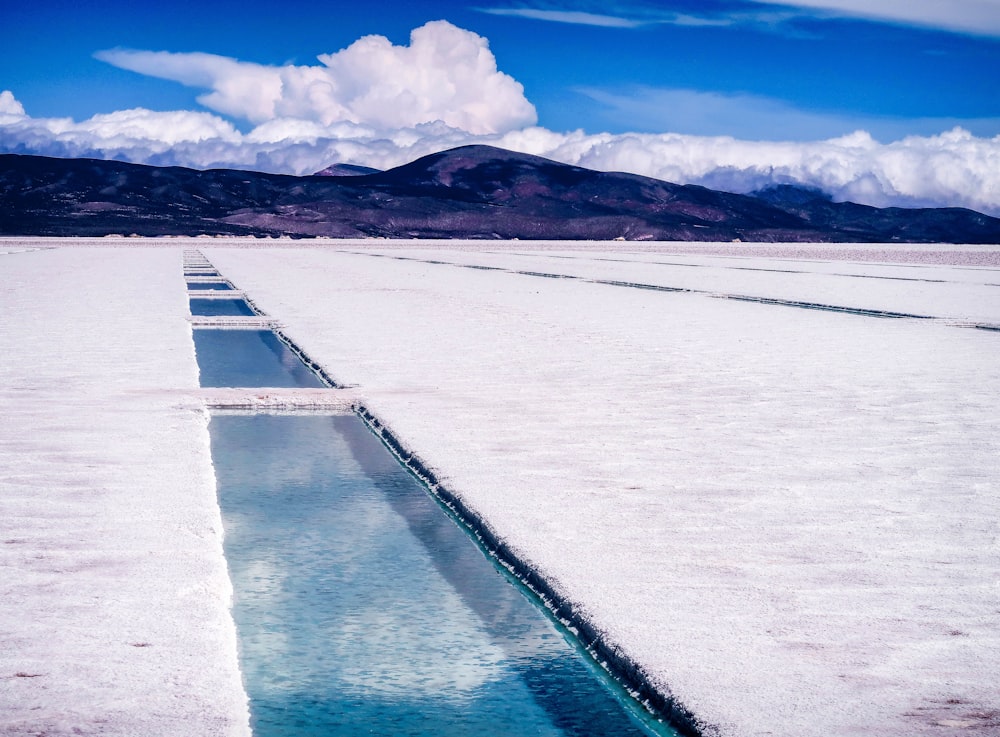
top-left (0, 248), bottom-right (249, 736)
top-left (207, 243), bottom-right (1000, 737)
top-left (2, 239), bottom-right (998, 737)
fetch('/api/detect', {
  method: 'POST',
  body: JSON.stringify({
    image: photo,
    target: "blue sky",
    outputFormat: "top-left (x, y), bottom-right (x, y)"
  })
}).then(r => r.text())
top-left (1, 1), bottom-right (999, 213)
top-left (3, 0), bottom-right (999, 139)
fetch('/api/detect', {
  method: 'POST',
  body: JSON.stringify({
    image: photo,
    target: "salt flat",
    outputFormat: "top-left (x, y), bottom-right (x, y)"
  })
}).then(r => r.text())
top-left (207, 242), bottom-right (1000, 737)
top-left (2, 239), bottom-right (998, 737)
top-left (0, 248), bottom-right (249, 736)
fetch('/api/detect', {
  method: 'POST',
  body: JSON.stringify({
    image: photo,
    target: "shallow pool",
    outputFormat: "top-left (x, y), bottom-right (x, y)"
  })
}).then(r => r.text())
top-left (190, 298), bottom-right (257, 317)
top-left (210, 414), bottom-right (671, 737)
top-left (192, 330), bottom-right (325, 388)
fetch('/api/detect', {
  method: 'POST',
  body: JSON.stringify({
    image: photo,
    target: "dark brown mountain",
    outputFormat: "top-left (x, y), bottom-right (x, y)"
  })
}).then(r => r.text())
top-left (313, 163), bottom-right (382, 176)
top-left (1, 146), bottom-right (998, 242)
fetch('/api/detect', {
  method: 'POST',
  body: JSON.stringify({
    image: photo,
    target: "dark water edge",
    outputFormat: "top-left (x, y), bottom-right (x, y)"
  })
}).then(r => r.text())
top-left (357, 407), bottom-right (705, 737)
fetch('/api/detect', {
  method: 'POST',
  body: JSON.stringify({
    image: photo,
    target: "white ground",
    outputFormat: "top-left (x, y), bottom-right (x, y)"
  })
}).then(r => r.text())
top-left (2, 238), bottom-right (998, 737)
top-left (0, 247), bottom-right (249, 736)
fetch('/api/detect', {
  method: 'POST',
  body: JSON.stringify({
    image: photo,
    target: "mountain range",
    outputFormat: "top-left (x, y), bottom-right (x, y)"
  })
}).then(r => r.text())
top-left (2, 145), bottom-right (998, 243)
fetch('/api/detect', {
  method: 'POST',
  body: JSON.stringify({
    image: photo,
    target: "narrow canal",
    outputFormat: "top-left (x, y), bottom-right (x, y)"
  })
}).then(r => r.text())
top-left (187, 258), bottom-right (676, 737)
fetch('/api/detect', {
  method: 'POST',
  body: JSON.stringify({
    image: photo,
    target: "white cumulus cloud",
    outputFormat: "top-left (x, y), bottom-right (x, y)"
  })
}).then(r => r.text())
top-left (95, 20), bottom-right (536, 135)
top-left (3, 56), bottom-right (1000, 218)
top-left (0, 90), bottom-right (26, 117)
top-left (72, 108), bottom-right (243, 146)
top-left (496, 127), bottom-right (1000, 215)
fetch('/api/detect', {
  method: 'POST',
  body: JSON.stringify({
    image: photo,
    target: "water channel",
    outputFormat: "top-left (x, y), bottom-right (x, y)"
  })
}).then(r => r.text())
top-left (191, 292), bottom-right (674, 737)
top-left (190, 298), bottom-right (258, 317)
top-left (193, 330), bottom-right (326, 389)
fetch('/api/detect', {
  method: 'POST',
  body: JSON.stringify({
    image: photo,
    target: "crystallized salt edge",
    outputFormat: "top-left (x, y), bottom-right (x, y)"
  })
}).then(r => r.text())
top-left (354, 403), bottom-right (713, 737)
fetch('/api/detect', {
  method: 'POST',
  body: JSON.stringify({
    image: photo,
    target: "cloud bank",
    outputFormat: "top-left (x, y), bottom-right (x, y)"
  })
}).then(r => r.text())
top-left (2, 19), bottom-right (998, 217)
top-left (3, 87), bottom-right (998, 216)
top-left (96, 21), bottom-right (536, 135)
top-left (506, 127), bottom-right (1000, 215)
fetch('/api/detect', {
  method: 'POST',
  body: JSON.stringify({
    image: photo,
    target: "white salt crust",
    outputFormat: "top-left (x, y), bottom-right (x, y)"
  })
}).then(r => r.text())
top-left (2, 238), bottom-right (998, 737)
top-left (0, 247), bottom-right (250, 736)
top-left (206, 242), bottom-right (1000, 737)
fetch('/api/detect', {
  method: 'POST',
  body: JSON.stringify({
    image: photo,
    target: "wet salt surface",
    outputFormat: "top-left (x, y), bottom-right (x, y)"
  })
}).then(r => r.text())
top-left (210, 414), bottom-right (667, 737)
top-left (192, 330), bottom-right (325, 388)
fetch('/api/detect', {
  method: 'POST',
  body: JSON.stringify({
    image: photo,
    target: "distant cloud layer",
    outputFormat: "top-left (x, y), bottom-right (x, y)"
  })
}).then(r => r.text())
top-left (96, 21), bottom-right (536, 135)
top-left (477, 8), bottom-right (648, 28)
top-left (750, 0), bottom-right (1000, 37)
top-left (476, 3), bottom-right (795, 30)
top-left (479, 0), bottom-right (1000, 36)
top-left (3, 88), bottom-right (998, 216)
top-left (505, 127), bottom-right (1000, 215)
top-left (2, 18), bottom-right (999, 217)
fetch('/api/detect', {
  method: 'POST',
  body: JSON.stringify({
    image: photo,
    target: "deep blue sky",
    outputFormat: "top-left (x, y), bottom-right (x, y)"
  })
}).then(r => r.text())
top-left (3, 0), bottom-right (999, 141)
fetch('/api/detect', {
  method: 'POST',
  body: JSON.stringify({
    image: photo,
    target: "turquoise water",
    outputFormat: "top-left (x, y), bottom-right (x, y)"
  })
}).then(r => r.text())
top-left (188, 281), bottom-right (233, 290)
top-left (192, 317), bottom-right (673, 736)
top-left (210, 414), bottom-right (670, 737)
top-left (192, 330), bottom-right (325, 388)
top-left (189, 298), bottom-right (257, 317)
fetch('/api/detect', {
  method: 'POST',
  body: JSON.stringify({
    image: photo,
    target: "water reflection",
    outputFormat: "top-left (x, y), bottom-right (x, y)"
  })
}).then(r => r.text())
top-left (189, 298), bottom-right (257, 317)
top-left (210, 415), bottom-right (666, 737)
top-left (192, 330), bottom-right (325, 388)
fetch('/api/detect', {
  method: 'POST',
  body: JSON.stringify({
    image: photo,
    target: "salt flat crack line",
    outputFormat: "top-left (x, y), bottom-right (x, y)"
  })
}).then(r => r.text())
top-left (592, 280), bottom-right (690, 294)
top-left (341, 250), bottom-right (980, 324)
top-left (504, 252), bottom-right (963, 285)
top-left (710, 294), bottom-right (931, 319)
top-left (514, 270), bottom-right (579, 279)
